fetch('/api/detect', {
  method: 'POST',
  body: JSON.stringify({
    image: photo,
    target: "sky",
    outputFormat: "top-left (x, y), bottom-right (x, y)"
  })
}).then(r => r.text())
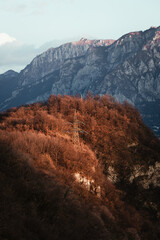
top-left (0, 0), bottom-right (160, 73)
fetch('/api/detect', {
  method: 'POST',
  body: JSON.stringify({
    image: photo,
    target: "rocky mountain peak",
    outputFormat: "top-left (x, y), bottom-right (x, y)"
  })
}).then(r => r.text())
top-left (72, 38), bottom-right (115, 46)
top-left (18, 37), bottom-right (115, 86)
top-left (80, 37), bottom-right (88, 41)
top-left (2, 70), bottom-right (18, 77)
top-left (115, 26), bottom-right (160, 48)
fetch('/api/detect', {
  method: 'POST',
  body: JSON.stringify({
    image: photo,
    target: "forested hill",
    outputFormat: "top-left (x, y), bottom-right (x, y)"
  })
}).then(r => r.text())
top-left (0, 94), bottom-right (160, 240)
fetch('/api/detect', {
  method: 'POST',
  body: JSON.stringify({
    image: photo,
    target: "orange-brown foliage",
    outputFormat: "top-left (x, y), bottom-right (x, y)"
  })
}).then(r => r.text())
top-left (0, 94), bottom-right (160, 240)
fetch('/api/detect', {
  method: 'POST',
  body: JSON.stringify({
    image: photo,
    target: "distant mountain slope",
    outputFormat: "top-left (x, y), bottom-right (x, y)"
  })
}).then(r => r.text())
top-left (19, 38), bottom-right (115, 86)
top-left (0, 95), bottom-right (160, 240)
top-left (0, 70), bottom-right (18, 101)
top-left (0, 27), bottom-right (160, 136)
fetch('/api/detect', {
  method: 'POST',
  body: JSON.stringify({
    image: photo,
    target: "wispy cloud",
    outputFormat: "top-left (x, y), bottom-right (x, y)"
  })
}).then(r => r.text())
top-left (0, 33), bottom-right (77, 74)
top-left (0, 41), bottom-right (37, 73)
top-left (0, 32), bottom-right (42, 73)
top-left (1, 0), bottom-right (75, 14)
top-left (1, 0), bottom-right (28, 14)
top-left (1, 0), bottom-right (40, 14)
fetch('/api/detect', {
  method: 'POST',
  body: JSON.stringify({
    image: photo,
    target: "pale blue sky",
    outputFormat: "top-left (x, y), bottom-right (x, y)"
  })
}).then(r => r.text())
top-left (0, 0), bottom-right (160, 73)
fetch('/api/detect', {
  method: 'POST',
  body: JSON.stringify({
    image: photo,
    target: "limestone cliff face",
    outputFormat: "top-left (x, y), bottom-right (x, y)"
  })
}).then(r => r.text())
top-left (19, 38), bottom-right (114, 86)
top-left (48, 27), bottom-right (160, 104)
top-left (101, 28), bottom-right (160, 104)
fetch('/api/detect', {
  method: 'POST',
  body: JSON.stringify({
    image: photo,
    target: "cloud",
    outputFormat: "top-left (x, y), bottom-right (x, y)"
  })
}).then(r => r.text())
top-left (0, 33), bottom-right (16, 46)
top-left (1, 0), bottom-right (51, 15)
top-left (0, 33), bottom-right (41, 73)
top-left (1, 0), bottom-right (28, 14)
top-left (1, 0), bottom-right (75, 14)
top-left (0, 33), bottom-right (78, 74)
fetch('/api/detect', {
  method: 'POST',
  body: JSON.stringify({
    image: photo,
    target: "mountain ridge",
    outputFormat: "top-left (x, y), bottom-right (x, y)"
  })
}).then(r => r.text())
top-left (0, 26), bottom-right (160, 136)
top-left (18, 38), bottom-right (115, 87)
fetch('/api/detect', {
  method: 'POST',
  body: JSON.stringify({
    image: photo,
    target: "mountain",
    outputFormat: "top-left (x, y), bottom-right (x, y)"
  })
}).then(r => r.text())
top-left (0, 38), bottom-right (114, 109)
top-left (0, 95), bottom-right (160, 240)
top-left (0, 70), bottom-right (19, 108)
top-left (0, 27), bottom-right (160, 136)
top-left (19, 38), bottom-right (115, 86)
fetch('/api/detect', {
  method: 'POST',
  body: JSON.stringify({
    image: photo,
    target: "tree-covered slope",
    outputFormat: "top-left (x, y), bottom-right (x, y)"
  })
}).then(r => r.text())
top-left (0, 95), bottom-right (160, 240)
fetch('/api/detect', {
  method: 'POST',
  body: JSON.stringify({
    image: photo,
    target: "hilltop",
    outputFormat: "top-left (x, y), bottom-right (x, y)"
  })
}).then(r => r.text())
top-left (0, 95), bottom-right (160, 240)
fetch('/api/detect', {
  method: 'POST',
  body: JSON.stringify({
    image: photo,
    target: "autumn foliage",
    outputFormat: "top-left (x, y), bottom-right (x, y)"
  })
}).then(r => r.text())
top-left (0, 94), bottom-right (160, 240)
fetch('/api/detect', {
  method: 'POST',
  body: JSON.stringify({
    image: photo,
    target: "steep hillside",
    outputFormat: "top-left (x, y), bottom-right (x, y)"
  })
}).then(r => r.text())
top-left (0, 95), bottom-right (160, 240)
